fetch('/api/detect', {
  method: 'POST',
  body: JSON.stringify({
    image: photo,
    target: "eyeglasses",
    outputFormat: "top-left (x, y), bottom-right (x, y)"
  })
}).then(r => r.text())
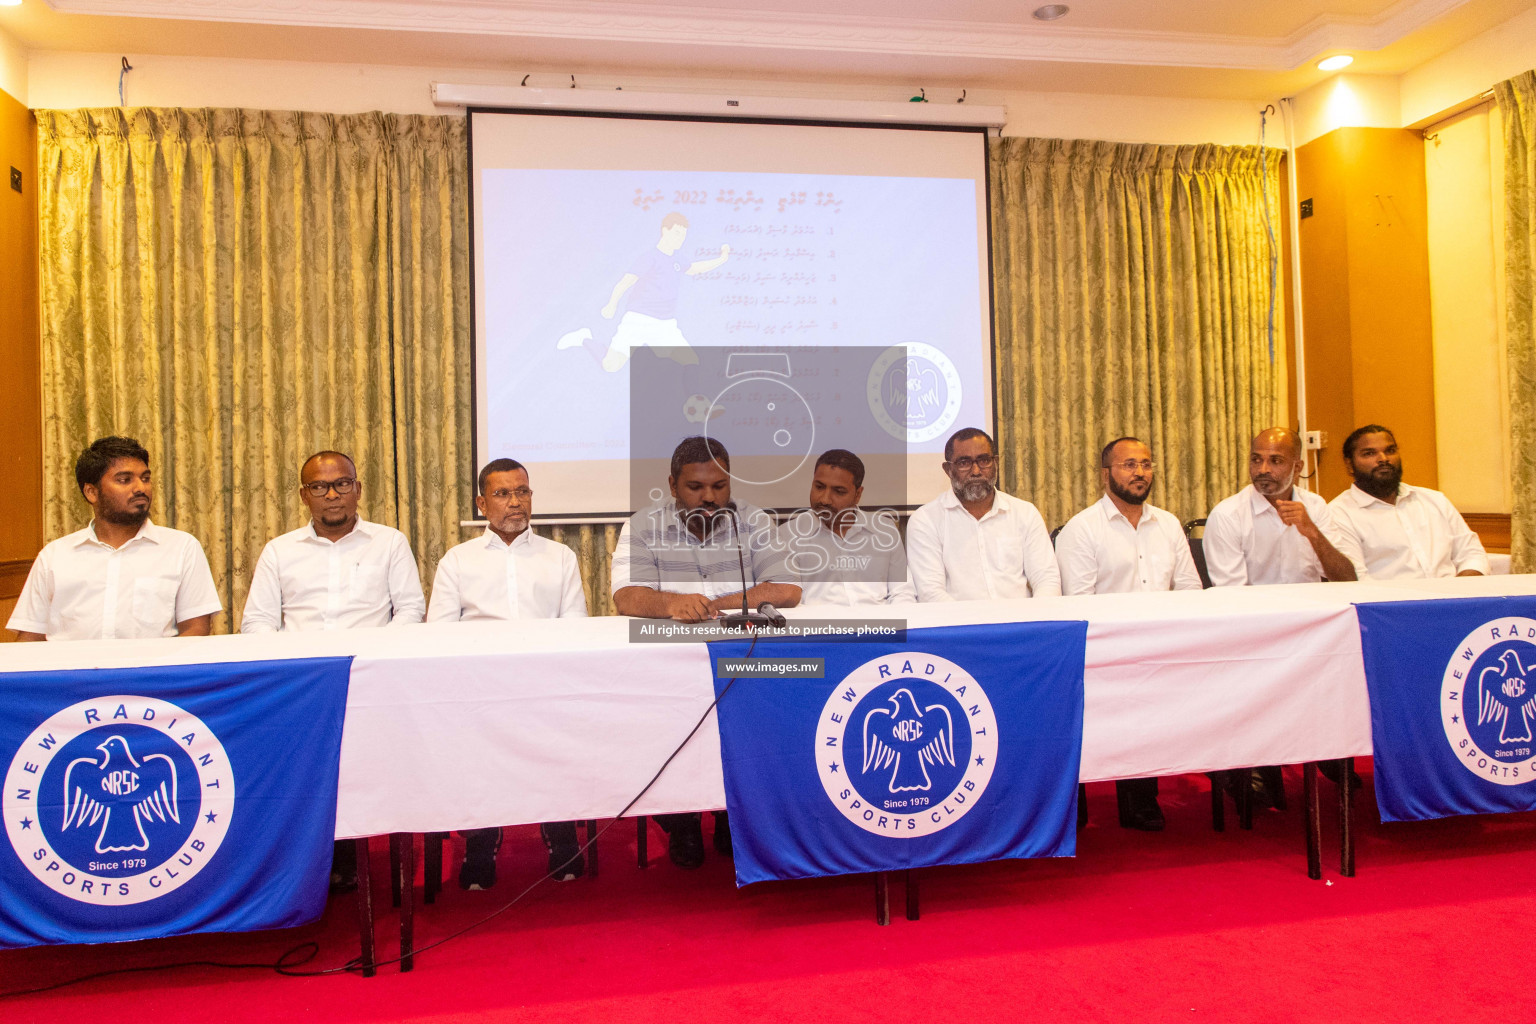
top-left (486, 487), bottom-right (533, 502)
top-left (1112, 460), bottom-right (1155, 473)
top-left (949, 454), bottom-right (996, 473)
top-left (303, 478), bottom-right (356, 497)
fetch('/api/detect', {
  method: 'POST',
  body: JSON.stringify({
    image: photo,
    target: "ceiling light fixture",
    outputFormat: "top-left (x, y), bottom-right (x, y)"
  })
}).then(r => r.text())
top-left (1032, 4), bottom-right (1070, 21)
top-left (1317, 55), bottom-right (1354, 72)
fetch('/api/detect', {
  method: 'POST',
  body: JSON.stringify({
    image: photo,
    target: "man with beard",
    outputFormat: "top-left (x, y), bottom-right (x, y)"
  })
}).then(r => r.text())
top-left (240, 451), bottom-right (425, 634)
top-left (1327, 425), bottom-right (1488, 579)
top-left (1203, 428), bottom-right (1356, 586)
top-left (905, 427), bottom-right (1060, 602)
top-left (612, 435), bottom-right (800, 867)
top-left (9, 436), bottom-right (221, 641)
top-left (785, 449), bottom-right (915, 606)
top-left (427, 458), bottom-right (589, 890)
top-left (1055, 436), bottom-right (1202, 830)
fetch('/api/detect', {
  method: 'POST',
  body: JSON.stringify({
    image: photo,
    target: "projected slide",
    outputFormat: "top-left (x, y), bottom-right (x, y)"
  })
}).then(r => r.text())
top-left (480, 170), bottom-right (982, 463)
top-left (470, 111), bottom-right (993, 517)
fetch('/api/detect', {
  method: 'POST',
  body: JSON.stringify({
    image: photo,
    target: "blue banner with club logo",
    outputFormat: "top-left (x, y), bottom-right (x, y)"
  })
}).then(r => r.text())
top-left (1356, 596), bottom-right (1536, 822)
top-left (710, 621), bottom-right (1087, 884)
top-left (0, 657), bottom-right (351, 948)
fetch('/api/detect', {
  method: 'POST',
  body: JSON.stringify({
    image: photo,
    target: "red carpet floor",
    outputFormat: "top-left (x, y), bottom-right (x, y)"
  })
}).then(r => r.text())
top-left (4, 764), bottom-right (1535, 1023)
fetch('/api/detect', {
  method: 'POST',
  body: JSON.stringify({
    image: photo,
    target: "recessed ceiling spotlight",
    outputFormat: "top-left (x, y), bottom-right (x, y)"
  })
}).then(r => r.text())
top-left (1317, 54), bottom-right (1354, 72)
top-left (1033, 4), bottom-right (1070, 21)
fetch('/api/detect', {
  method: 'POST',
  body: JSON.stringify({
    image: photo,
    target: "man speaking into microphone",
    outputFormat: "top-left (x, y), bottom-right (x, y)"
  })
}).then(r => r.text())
top-left (612, 435), bottom-right (801, 867)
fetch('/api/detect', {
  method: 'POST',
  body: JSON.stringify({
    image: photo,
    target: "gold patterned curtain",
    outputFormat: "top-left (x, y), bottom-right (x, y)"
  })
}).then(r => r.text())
top-left (35, 107), bottom-right (476, 632)
top-left (989, 138), bottom-right (1284, 530)
top-left (1494, 73), bottom-right (1536, 573)
top-left (37, 107), bottom-right (620, 628)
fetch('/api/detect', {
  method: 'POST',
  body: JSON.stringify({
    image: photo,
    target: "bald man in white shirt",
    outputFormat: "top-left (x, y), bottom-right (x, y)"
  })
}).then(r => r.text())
top-left (428, 458), bottom-right (589, 890)
top-left (10, 436), bottom-right (220, 642)
top-left (240, 451), bottom-right (425, 634)
top-left (1327, 425), bottom-right (1489, 580)
top-left (1055, 436), bottom-right (1202, 831)
top-left (1203, 428), bottom-right (1356, 587)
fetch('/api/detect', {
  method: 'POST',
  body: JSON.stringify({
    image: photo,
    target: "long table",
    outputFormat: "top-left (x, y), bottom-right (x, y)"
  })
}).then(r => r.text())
top-left (6, 575), bottom-right (1534, 968)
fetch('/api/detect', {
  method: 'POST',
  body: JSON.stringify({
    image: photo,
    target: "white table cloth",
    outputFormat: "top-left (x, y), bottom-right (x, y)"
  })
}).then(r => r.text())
top-left (4, 576), bottom-right (1532, 838)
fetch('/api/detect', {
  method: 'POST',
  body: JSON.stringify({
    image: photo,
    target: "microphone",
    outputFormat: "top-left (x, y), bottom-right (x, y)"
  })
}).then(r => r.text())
top-left (756, 602), bottom-right (787, 628)
top-left (719, 504), bottom-right (775, 631)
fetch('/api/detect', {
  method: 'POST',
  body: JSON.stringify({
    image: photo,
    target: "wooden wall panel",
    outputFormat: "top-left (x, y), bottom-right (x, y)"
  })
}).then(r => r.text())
top-left (1296, 128), bottom-right (1439, 501)
top-left (0, 86), bottom-right (41, 641)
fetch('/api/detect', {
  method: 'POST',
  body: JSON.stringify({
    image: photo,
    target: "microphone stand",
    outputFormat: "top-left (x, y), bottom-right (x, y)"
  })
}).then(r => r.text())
top-left (719, 505), bottom-right (776, 631)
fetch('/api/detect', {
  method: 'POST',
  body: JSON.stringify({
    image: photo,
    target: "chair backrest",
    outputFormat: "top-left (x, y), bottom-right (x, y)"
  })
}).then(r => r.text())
top-left (1184, 518), bottom-right (1213, 589)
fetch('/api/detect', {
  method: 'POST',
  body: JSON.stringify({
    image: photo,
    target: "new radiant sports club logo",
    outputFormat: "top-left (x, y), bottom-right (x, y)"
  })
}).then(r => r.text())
top-left (1443, 617), bottom-right (1536, 786)
top-left (817, 653), bottom-right (998, 836)
top-left (4, 696), bottom-right (234, 904)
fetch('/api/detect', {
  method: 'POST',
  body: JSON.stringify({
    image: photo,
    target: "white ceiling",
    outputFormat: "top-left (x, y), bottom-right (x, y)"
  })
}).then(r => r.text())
top-left (1, 0), bottom-right (1532, 97)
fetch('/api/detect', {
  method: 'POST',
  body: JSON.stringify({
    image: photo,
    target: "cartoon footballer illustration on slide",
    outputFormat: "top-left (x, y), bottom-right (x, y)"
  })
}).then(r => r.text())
top-left (556, 212), bottom-right (731, 373)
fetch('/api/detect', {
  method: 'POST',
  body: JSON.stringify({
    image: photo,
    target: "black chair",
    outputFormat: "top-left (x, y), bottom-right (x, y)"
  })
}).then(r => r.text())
top-left (1185, 517), bottom-right (1277, 828)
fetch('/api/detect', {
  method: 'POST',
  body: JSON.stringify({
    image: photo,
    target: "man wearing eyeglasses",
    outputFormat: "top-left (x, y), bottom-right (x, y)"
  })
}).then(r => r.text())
top-left (240, 450), bottom-right (425, 634)
top-left (1055, 436), bottom-right (1202, 831)
top-left (426, 458), bottom-right (589, 890)
top-left (905, 427), bottom-right (1060, 602)
top-left (240, 449), bottom-right (425, 892)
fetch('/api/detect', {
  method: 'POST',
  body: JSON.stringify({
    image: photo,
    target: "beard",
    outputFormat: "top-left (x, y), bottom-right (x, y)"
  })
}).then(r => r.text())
top-left (1107, 475), bottom-right (1150, 506)
top-left (100, 504), bottom-right (150, 528)
top-left (681, 501), bottom-right (732, 538)
top-left (1250, 473), bottom-right (1290, 499)
top-left (952, 477), bottom-right (995, 504)
top-left (1353, 461), bottom-right (1402, 499)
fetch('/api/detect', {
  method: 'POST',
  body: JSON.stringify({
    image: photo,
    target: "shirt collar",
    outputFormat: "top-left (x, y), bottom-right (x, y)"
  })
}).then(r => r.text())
top-left (301, 518), bottom-right (374, 544)
top-left (939, 486), bottom-right (1009, 517)
top-left (1096, 492), bottom-right (1156, 526)
top-left (1347, 482), bottom-right (1411, 508)
top-left (482, 526), bottom-right (533, 550)
top-left (1246, 484), bottom-right (1288, 518)
top-left (77, 519), bottom-right (157, 549)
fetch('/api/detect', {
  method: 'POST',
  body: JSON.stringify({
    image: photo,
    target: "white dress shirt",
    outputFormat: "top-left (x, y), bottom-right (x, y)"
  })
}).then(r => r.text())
top-left (905, 488), bottom-right (1061, 602)
top-left (427, 527), bottom-right (588, 621)
top-left (1327, 483), bottom-right (1490, 580)
top-left (1202, 485), bottom-right (1348, 587)
top-left (785, 511), bottom-right (916, 606)
top-left (239, 519), bottom-right (425, 633)
top-left (7, 520), bottom-right (222, 641)
top-left (1055, 494), bottom-right (1204, 595)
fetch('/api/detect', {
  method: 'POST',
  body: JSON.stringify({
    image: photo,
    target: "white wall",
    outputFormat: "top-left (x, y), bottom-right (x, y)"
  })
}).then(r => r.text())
top-left (1402, 4), bottom-right (1536, 127)
top-left (1288, 74), bottom-right (1402, 148)
top-left (0, 22), bottom-right (26, 104)
top-left (1425, 104), bottom-right (1514, 513)
top-left (24, 50), bottom-right (1267, 146)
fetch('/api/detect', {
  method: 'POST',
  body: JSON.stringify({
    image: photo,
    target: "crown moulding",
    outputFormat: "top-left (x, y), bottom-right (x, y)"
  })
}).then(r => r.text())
top-left (43, 0), bottom-right (1472, 70)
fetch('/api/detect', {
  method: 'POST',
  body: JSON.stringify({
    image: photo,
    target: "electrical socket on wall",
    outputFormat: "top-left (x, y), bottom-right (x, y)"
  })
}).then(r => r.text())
top-left (1304, 430), bottom-right (1326, 450)
top-left (8, 167), bottom-right (19, 193)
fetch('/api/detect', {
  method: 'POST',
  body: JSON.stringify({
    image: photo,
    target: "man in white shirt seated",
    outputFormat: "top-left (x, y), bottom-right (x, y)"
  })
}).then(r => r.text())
top-left (1203, 428), bottom-right (1357, 587)
top-left (1055, 436), bottom-right (1203, 831)
top-left (1202, 428), bottom-right (1356, 808)
top-left (786, 449), bottom-right (915, 606)
top-left (240, 450), bottom-right (425, 634)
top-left (427, 458), bottom-right (589, 889)
top-left (612, 435), bottom-right (801, 868)
top-left (1328, 424), bottom-right (1489, 580)
top-left (239, 449), bottom-right (425, 892)
top-left (905, 427), bottom-right (1060, 602)
top-left (9, 436), bottom-right (221, 642)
